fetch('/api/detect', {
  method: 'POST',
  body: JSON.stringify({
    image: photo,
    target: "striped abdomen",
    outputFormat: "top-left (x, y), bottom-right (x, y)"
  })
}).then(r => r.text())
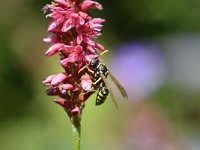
top-left (96, 86), bottom-right (109, 105)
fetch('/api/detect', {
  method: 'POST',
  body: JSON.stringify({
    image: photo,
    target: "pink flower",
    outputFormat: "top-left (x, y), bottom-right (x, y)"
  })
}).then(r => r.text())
top-left (42, 0), bottom-right (108, 124)
top-left (60, 84), bottom-right (74, 94)
top-left (43, 75), bottom-right (56, 85)
top-left (61, 12), bottom-right (85, 32)
top-left (60, 45), bottom-right (84, 67)
top-left (81, 0), bottom-right (103, 11)
top-left (80, 75), bottom-right (92, 91)
top-left (45, 43), bottom-right (64, 56)
top-left (43, 35), bottom-right (60, 43)
top-left (54, 0), bottom-right (69, 7)
top-left (51, 73), bottom-right (68, 86)
top-left (88, 18), bottom-right (105, 31)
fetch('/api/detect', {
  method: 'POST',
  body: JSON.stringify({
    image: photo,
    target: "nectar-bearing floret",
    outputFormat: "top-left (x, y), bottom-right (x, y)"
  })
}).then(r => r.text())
top-left (43, 0), bottom-right (107, 125)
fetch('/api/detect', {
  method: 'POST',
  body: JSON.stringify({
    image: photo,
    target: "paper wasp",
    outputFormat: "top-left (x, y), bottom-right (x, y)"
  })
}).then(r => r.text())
top-left (79, 52), bottom-right (128, 107)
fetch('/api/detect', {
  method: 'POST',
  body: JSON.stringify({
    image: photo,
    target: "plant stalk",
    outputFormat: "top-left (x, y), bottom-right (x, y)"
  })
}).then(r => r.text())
top-left (72, 124), bottom-right (81, 150)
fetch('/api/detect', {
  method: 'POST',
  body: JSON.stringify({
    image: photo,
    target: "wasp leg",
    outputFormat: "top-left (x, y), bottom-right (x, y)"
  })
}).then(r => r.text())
top-left (78, 65), bottom-right (88, 74)
top-left (92, 77), bottom-right (102, 85)
top-left (78, 66), bottom-right (94, 74)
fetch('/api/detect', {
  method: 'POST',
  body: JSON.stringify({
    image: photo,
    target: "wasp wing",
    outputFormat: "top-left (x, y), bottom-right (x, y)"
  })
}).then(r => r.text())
top-left (100, 74), bottom-right (118, 108)
top-left (108, 71), bottom-right (128, 100)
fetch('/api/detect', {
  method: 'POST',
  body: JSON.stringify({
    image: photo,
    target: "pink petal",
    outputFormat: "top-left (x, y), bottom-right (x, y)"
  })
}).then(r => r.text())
top-left (87, 46), bottom-right (95, 53)
top-left (54, 99), bottom-right (65, 105)
top-left (68, 54), bottom-right (78, 62)
top-left (51, 73), bottom-right (68, 86)
top-left (43, 37), bottom-right (57, 43)
top-left (54, 99), bottom-right (71, 110)
top-left (90, 18), bottom-right (105, 24)
top-left (60, 84), bottom-right (74, 90)
top-left (81, 75), bottom-right (91, 80)
top-left (89, 18), bottom-right (105, 29)
top-left (48, 17), bottom-right (65, 32)
top-left (81, 75), bottom-right (92, 91)
top-left (70, 12), bottom-right (79, 18)
top-left (48, 21), bottom-right (57, 31)
top-left (43, 75), bottom-right (56, 85)
top-left (71, 107), bottom-right (80, 115)
top-left (43, 35), bottom-right (60, 43)
top-left (51, 6), bottom-right (64, 12)
top-left (71, 13), bottom-right (85, 25)
top-left (60, 58), bottom-right (70, 67)
top-left (78, 18), bottom-right (85, 26)
top-left (60, 55), bottom-right (78, 67)
top-left (78, 11), bottom-right (88, 19)
top-left (54, 0), bottom-right (69, 7)
top-left (76, 28), bottom-right (83, 44)
top-left (74, 45), bottom-right (83, 53)
top-left (63, 45), bottom-right (74, 53)
top-left (95, 42), bottom-right (105, 50)
top-left (85, 54), bottom-right (98, 62)
top-left (46, 87), bottom-right (60, 95)
top-left (81, 0), bottom-right (103, 11)
top-left (77, 34), bottom-right (83, 44)
top-left (60, 56), bottom-right (77, 67)
top-left (83, 37), bottom-right (95, 46)
top-left (62, 19), bottom-right (73, 32)
top-left (45, 43), bottom-right (64, 56)
top-left (73, 87), bottom-right (80, 92)
top-left (60, 84), bottom-right (73, 94)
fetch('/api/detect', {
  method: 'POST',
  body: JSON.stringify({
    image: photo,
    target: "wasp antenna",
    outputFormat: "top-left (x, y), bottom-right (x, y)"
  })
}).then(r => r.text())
top-left (100, 50), bottom-right (109, 56)
top-left (78, 65), bottom-right (88, 74)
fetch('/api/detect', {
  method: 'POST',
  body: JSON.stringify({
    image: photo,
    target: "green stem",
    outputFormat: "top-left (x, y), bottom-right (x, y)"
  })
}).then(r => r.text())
top-left (72, 124), bottom-right (81, 150)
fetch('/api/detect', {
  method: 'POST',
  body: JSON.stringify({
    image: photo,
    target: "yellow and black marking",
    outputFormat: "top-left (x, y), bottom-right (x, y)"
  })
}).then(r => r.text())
top-left (96, 86), bottom-right (109, 105)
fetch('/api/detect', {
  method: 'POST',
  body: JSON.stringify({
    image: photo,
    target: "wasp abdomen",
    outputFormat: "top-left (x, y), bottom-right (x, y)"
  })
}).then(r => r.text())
top-left (96, 86), bottom-right (109, 105)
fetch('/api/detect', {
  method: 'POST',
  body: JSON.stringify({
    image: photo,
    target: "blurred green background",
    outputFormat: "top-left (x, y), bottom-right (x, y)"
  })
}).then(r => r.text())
top-left (1, 0), bottom-right (200, 150)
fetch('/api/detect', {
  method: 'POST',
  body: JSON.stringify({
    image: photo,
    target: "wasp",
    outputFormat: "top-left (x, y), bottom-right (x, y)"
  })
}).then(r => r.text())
top-left (79, 56), bottom-right (128, 107)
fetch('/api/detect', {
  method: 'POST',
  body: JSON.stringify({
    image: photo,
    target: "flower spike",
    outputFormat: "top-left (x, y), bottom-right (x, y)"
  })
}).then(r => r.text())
top-left (43, 0), bottom-right (107, 125)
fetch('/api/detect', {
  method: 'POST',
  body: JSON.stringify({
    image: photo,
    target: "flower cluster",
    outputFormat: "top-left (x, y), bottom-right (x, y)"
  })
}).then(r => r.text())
top-left (42, 0), bottom-right (106, 125)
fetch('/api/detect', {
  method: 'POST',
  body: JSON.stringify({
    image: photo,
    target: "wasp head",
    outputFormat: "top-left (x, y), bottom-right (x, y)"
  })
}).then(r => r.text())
top-left (89, 57), bottom-right (99, 69)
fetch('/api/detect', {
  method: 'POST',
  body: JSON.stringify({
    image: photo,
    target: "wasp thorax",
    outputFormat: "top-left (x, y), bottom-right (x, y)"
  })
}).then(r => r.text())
top-left (89, 57), bottom-right (99, 69)
top-left (97, 64), bottom-right (108, 75)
